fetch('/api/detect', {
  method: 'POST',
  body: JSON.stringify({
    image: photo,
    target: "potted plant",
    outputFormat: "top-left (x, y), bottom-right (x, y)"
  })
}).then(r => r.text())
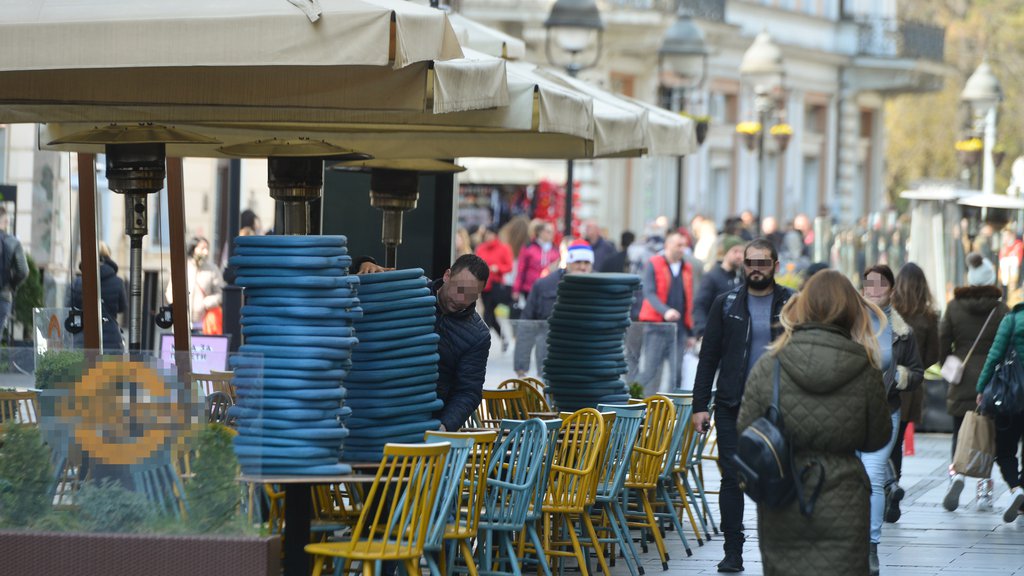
top-left (682, 113), bottom-right (711, 146)
top-left (770, 123), bottom-right (793, 152)
top-left (955, 137), bottom-right (983, 167)
top-left (992, 143), bottom-right (1007, 168)
top-left (736, 121), bottom-right (762, 151)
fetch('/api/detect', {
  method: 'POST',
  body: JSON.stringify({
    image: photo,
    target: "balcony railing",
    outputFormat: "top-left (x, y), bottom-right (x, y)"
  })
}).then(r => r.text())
top-left (856, 18), bottom-right (945, 62)
top-left (604, 0), bottom-right (725, 22)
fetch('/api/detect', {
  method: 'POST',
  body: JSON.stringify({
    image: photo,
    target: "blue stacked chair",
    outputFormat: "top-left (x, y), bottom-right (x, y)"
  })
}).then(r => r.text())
top-left (543, 272), bottom-right (641, 411)
top-left (227, 235), bottom-right (357, 475)
top-left (342, 268), bottom-right (441, 462)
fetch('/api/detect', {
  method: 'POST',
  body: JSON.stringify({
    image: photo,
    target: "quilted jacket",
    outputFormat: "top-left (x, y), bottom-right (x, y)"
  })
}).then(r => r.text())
top-left (977, 301), bottom-right (1024, 395)
top-left (431, 278), bottom-right (491, 431)
top-left (738, 323), bottom-right (892, 576)
top-left (938, 285), bottom-right (1007, 418)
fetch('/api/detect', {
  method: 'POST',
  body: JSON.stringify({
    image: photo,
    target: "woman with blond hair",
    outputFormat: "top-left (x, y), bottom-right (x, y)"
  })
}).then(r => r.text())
top-left (739, 270), bottom-right (892, 576)
top-left (512, 219), bottom-right (559, 302)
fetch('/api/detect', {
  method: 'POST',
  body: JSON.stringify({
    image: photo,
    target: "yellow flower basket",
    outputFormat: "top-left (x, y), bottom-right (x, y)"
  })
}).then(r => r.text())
top-left (770, 123), bottom-right (793, 136)
top-left (955, 137), bottom-right (983, 152)
top-left (735, 121), bottom-right (762, 135)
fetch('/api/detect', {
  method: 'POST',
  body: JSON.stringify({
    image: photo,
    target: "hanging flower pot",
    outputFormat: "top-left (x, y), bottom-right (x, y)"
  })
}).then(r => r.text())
top-left (955, 137), bottom-right (983, 167)
top-left (696, 121), bottom-right (709, 145)
top-left (736, 121), bottom-right (761, 152)
top-left (993, 149), bottom-right (1006, 168)
top-left (770, 123), bottom-right (793, 152)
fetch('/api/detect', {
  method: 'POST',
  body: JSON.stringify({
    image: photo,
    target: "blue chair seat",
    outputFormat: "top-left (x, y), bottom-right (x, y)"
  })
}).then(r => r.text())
top-left (355, 333), bottom-right (440, 352)
top-left (240, 463), bottom-right (354, 476)
top-left (233, 445), bottom-right (341, 459)
top-left (235, 235), bottom-right (346, 248)
top-left (344, 381), bottom-right (437, 398)
top-left (229, 255), bottom-right (352, 269)
top-left (561, 272), bottom-right (641, 286)
top-left (235, 397), bottom-right (340, 410)
top-left (243, 287), bottom-right (357, 299)
top-left (236, 275), bottom-right (359, 288)
top-left (234, 245), bottom-right (348, 257)
top-left (356, 268), bottom-right (425, 284)
top-left (356, 306), bottom-right (436, 322)
top-left (350, 344), bottom-right (438, 362)
top-left (242, 324), bottom-right (355, 338)
top-left (244, 296), bottom-right (360, 309)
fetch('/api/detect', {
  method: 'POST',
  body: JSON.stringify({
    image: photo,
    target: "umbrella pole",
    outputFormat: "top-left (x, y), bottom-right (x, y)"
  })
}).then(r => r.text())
top-left (76, 153), bottom-right (102, 351)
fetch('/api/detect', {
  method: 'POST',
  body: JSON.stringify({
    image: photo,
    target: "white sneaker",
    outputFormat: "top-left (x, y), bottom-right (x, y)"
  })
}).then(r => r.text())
top-left (977, 494), bottom-right (994, 511)
top-left (976, 479), bottom-right (994, 511)
top-left (944, 474), bottom-right (965, 511)
top-left (1003, 489), bottom-right (1024, 523)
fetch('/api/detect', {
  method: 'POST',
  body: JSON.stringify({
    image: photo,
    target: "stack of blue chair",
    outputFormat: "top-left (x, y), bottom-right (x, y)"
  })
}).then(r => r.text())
top-left (543, 272), bottom-right (641, 411)
top-left (342, 268), bottom-right (441, 462)
top-left (227, 235), bottom-right (358, 476)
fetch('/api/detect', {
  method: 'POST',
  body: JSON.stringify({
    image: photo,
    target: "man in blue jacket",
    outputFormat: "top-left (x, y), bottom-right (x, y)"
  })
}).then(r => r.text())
top-left (691, 237), bottom-right (794, 573)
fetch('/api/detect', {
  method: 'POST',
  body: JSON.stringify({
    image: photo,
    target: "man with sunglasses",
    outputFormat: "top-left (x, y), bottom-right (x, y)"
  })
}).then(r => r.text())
top-left (692, 237), bottom-right (794, 573)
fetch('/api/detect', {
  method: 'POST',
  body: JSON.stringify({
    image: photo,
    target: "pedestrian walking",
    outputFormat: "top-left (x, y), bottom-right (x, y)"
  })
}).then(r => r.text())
top-left (512, 220), bottom-right (559, 303)
top-left (975, 290), bottom-right (1024, 523)
top-left (583, 219), bottom-right (616, 272)
top-left (739, 269), bottom-right (892, 576)
top-left (692, 237), bottom-right (795, 573)
top-left (67, 242), bottom-right (127, 354)
top-left (887, 262), bottom-right (940, 522)
top-left (475, 226), bottom-right (513, 351)
top-left (638, 230), bottom-right (694, 395)
top-left (0, 206), bottom-right (28, 338)
top-left (941, 253), bottom-right (1007, 512)
top-left (165, 236), bottom-right (225, 334)
top-left (859, 264), bottom-right (924, 575)
top-left (692, 234), bottom-right (744, 337)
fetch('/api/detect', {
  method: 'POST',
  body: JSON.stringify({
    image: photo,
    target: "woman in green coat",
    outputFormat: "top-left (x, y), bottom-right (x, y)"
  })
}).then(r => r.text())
top-left (739, 270), bottom-right (892, 576)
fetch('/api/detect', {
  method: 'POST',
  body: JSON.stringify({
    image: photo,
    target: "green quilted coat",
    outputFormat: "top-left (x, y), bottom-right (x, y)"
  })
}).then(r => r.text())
top-left (738, 323), bottom-right (892, 576)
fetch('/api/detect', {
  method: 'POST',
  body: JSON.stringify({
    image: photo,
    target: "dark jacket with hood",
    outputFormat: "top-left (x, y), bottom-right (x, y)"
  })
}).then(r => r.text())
top-left (692, 262), bottom-right (743, 337)
top-left (67, 256), bottom-right (127, 353)
top-left (739, 324), bottom-right (892, 576)
top-left (430, 277), bottom-right (491, 431)
top-left (940, 285), bottom-right (1007, 418)
top-left (693, 283), bottom-right (794, 414)
top-left (881, 309), bottom-right (925, 413)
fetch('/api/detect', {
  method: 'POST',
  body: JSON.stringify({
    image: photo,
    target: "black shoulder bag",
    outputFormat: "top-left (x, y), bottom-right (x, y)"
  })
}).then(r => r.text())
top-left (732, 360), bottom-right (825, 516)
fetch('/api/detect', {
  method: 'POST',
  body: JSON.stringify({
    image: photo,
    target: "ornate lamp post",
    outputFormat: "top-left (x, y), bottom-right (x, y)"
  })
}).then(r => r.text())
top-left (961, 60), bottom-right (1003, 196)
top-left (545, 0), bottom-right (603, 239)
top-left (739, 31), bottom-right (784, 225)
top-left (658, 4), bottom-right (708, 228)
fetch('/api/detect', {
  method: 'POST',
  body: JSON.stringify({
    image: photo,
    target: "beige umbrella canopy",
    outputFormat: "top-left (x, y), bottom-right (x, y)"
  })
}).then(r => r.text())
top-left (0, 0), bottom-right (509, 118)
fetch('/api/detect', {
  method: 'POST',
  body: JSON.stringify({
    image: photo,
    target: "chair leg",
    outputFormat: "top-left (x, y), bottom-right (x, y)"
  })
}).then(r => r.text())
top-left (602, 501), bottom-right (638, 576)
top-left (657, 484), bottom-right (692, 557)
top-left (459, 539), bottom-right (480, 576)
top-left (363, 561), bottom-right (375, 576)
top-left (501, 532), bottom-right (524, 576)
top-left (401, 559), bottom-right (419, 576)
top-left (611, 499), bottom-right (644, 576)
top-left (675, 474), bottom-right (707, 543)
top-left (426, 551), bottom-right (442, 576)
top-left (641, 490), bottom-right (670, 570)
top-left (581, 513), bottom-right (612, 576)
top-left (690, 467), bottom-right (719, 535)
top-left (526, 521), bottom-right (553, 576)
top-left (562, 514), bottom-right (590, 576)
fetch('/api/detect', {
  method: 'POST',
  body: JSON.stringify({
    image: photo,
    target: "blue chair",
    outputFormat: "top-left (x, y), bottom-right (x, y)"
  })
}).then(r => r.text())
top-left (512, 418), bottom-right (561, 576)
top-left (592, 404), bottom-right (645, 576)
top-left (647, 393), bottom-right (698, 555)
top-left (660, 393), bottom-right (714, 544)
top-left (132, 457), bottom-right (189, 519)
top-left (421, 432), bottom-right (479, 576)
top-left (476, 418), bottom-right (549, 576)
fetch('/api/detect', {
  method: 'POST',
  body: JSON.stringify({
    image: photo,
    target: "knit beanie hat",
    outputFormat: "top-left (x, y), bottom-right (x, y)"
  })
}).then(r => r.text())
top-left (967, 254), bottom-right (997, 286)
top-left (566, 239), bottom-right (595, 264)
top-left (720, 235), bottom-right (744, 254)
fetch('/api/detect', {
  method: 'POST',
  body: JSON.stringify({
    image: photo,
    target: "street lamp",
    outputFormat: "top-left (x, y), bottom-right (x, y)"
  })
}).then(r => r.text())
top-left (545, 0), bottom-right (603, 239)
top-left (658, 4), bottom-right (708, 229)
top-left (961, 60), bottom-right (1003, 196)
top-left (739, 30), bottom-right (784, 225)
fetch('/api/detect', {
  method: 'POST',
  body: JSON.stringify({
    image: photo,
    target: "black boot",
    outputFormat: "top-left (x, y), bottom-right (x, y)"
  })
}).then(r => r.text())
top-left (869, 543), bottom-right (880, 576)
top-left (718, 534), bottom-right (745, 573)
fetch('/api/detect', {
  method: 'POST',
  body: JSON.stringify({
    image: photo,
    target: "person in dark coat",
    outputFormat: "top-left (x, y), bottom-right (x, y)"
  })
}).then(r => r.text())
top-left (583, 220), bottom-right (616, 272)
top-left (692, 234), bottom-right (744, 337)
top-left (598, 230), bottom-right (635, 274)
top-left (859, 264), bottom-right (924, 575)
top-left (67, 242), bottom-right (127, 354)
top-left (692, 237), bottom-right (795, 572)
top-left (939, 253), bottom-right (1007, 513)
top-left (887, 262), bottom-right (941, 522)
top-left (739, 270), bottom-right (892, 576)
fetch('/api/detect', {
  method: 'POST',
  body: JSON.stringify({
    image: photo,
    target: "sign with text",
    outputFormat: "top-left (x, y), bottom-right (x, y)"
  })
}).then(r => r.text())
top-left (159, 334), bottom-right (229, 374)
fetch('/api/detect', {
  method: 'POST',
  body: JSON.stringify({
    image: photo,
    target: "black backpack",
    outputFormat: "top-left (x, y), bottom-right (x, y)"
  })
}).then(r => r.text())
top-left (732, 360), bottom-right (824, 516)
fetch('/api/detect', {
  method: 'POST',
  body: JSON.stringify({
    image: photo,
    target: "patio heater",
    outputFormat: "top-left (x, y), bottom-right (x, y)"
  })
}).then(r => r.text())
top-left (219, 138), bottom-right (370, 235)
top-left (49, 124), bottom-right (220, 352)
top-left (331, 159), bottom-right (465, 268)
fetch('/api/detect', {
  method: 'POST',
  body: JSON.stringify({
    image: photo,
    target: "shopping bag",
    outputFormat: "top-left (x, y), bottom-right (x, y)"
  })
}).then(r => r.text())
top-left (940, 355), bottom-right (964, 385)
top-left (202, 306), bottom-right (224, 335)
top-left (951, 410), bottom-right (995, 478)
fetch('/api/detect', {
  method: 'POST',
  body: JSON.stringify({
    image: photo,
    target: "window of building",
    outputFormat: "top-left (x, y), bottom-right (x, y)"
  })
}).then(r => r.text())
top-left (802, 156), bottom-right (821, 216)
top-left (805, 104), bottom-right (827, 133)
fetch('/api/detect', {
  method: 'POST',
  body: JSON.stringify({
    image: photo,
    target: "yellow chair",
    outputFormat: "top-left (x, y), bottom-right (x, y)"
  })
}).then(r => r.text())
top-left (311, 482), bottom-right (365, 542)
top-left (0, 390), bottom-right (39, 426)
top-left (623, 395), bottom-right (676, 571)
top-left (541, 408), bottom-right (609, 576)
top-left (305, 442), bottom-right (451, 576)
top-left (498, 378), bottom-right (551, 414)
top-left (474, 388), bottom-right (533, 427)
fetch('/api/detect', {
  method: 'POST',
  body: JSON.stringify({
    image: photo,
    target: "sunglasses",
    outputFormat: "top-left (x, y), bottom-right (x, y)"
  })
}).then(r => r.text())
top-left (744, 258), bottom-right (775, 268)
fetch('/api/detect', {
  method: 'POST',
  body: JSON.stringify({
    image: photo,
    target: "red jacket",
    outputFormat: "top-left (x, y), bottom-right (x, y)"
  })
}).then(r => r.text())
top-left (475, 238), bottom-right (513, 293)
top-left (513, 241), bottom-right (560, 295)
top-left (639, 255), bottom-right (694, 329)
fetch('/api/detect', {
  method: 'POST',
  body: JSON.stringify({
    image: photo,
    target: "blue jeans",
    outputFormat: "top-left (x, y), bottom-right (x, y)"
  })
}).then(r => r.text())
top-left (858, 409), bottom-right (900, 544)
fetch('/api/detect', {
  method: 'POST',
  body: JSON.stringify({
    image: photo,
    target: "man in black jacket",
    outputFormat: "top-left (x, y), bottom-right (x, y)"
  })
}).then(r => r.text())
top-left (430, 254), bottom-right (491, 431)
top-left (693, 234), bottom-right (745, 337)
top-left (691, 237), bottom-right (794, 573)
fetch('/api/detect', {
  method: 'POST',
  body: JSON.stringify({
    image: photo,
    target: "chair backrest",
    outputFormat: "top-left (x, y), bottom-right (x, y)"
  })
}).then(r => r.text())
top-left (349, 442), bottom-right (450, 558)
top-left (544, 408), bottom-right (605, 512)
top-left (594, 404), bottom-right (645, 500)
top-left (206, 391), bottom-right (235, 425)
top-left (498, 378), bottom-right (551, 414)
top-left (660, 393), bottom-right (694, 479)
top-left (476, 388), bottom-right (533, 427)
top-left (627, 395), bottom-right (676, 488)
top-left (421, 433), bottom-right (477, 550)
top-left (482, 418), bottom-right (547, 529)
top-left (132, 457), bottom-right (189, 519)
top-left (190, 371), bottom-right (236, 401)
top-left (311, 482), bottom-right (364, 527)
top-left (500, 418), bottom-right (561, 520)
top-left (0, 390), bottom-right (39, 425)
top-left (440, 430), bottom-right (497, 539)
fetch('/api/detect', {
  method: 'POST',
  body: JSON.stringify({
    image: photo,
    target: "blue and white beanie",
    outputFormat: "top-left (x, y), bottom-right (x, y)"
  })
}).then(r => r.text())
top-left (567, 239), bottom-right (595, 264)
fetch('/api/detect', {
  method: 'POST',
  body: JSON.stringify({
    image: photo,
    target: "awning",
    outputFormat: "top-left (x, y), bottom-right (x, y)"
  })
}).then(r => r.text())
top-left (958, 192), bottom-right (1024, 210)
top-left (458, 158), bottom-right (569, 185)
top-left (448, 13), bottom-right (526, 60)
top-left (0, 0), bottom-right (510, 117)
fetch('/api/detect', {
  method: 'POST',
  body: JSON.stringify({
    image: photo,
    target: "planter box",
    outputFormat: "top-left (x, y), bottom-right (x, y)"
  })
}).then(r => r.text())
top-left (0, 530), bottom-right (280, 576)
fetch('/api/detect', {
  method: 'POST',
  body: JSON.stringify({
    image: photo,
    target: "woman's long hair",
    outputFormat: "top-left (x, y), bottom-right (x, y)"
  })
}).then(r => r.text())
top-left (769, 269), bottom-right (886, 368)
top-left (892, 262), bottom-right (936, 321)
